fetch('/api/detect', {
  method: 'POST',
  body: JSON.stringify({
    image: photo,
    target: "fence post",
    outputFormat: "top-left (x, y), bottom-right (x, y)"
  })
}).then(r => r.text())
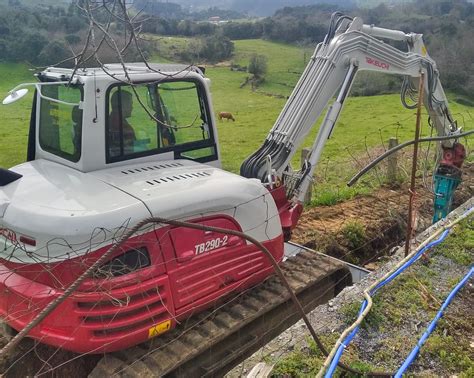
top-left (387, 137), bottom-right (399, 185)
top-left (301, 148), bottom-right (312, 204)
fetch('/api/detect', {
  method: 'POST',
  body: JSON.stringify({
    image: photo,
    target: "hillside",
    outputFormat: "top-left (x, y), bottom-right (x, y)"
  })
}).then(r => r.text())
top-left (165, 0), bottom-right (414, 16)
top-left (1, 38), bottom-right (472, 184)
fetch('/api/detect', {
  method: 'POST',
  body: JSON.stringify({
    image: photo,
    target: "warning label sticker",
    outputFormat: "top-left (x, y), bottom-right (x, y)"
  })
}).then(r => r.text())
top-left (148, 320), bottom-right (171, 339)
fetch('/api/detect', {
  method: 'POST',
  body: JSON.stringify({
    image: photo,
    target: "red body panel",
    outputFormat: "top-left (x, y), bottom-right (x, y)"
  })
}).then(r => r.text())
top-left (270, 186), bottom-right (303, 237)
top-left (0, 215), bottom-right (284, 353)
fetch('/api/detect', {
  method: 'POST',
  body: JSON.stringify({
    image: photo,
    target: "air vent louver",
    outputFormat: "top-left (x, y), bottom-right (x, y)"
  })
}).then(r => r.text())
top-left (121, 162), bottom-right (183, 175)
top-left (146, 171), bottom-right (211, 186)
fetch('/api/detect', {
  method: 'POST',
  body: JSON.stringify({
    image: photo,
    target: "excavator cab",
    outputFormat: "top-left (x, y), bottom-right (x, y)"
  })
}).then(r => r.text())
top-left (13, 63), bottom-right (221, 173)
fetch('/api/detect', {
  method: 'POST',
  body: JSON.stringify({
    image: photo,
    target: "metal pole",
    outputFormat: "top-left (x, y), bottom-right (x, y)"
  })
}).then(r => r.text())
top-left (387, 137), bottom-right (398, 185)
top-left (405, 72), bottom-right (425, 257)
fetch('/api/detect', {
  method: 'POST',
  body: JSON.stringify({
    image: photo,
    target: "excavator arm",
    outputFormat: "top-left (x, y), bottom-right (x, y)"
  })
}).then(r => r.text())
top-left (241, 13), bottom-right (465, 222)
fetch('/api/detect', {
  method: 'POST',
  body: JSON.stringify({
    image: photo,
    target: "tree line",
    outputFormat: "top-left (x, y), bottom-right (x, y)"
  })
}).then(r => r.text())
top-left (1, 0), bottom-right (474, 96)
top-left (142, 0), bottom-right (474, 96)
top-left (0, 2), bottom-right (154, 67)
top-left (0, 3), bottom-right (87, 65)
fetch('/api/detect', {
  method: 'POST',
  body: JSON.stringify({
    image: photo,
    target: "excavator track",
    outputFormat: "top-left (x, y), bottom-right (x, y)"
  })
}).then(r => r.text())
top-left (89, 250), bottom-right (352, 377)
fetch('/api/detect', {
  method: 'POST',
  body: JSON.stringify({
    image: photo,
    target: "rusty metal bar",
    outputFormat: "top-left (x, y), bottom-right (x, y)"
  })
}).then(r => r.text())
top-left (405, 72), bottom-right (425, 257)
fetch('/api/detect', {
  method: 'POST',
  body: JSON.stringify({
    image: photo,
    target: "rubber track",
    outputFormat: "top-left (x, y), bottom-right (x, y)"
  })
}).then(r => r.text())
top-left (89, 251), bottom-right (351, 377)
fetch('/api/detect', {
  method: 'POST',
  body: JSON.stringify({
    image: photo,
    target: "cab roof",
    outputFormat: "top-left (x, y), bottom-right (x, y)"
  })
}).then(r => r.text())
top-left (38, 63), bottom-right (205, 82)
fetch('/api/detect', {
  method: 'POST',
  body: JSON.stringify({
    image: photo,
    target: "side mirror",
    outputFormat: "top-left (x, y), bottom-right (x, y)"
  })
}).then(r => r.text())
top-left (2, 89), bottom-right (29, 105)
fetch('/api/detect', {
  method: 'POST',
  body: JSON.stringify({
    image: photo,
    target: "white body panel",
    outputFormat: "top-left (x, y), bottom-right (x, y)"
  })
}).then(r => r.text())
top-left (90, 159), bottom-right (280, 242)
top-left (0, 159), bottom-right (281, 264)
top-left (0, 160), bottom-right (148, 264)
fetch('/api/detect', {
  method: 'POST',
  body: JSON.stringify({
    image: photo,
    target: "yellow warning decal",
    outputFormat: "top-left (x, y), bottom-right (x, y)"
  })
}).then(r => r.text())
top-left (421, 45), bottom-right (427, 56)
top-left (148, 320), bottom-right (171, 339)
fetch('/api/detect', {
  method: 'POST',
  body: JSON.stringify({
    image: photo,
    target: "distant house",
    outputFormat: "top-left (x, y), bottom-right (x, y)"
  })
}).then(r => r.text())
top-left (209, 16), bottom-right (221, 24)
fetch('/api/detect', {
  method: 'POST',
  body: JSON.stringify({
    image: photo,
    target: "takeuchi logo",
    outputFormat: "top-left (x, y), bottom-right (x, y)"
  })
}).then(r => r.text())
top-left (0, 228), bottom-right (17, 243)
top-left (366, 57), bottom-right (390, 70)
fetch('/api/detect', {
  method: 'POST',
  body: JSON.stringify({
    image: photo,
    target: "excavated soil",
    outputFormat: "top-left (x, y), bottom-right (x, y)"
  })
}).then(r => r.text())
top-left (292, 163), bottom-right (474, 268)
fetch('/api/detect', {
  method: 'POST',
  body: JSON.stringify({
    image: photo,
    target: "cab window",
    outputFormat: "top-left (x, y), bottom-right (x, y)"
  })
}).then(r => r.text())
top-left (106, 81), bottom-right (216, 163)
top-left (39, 85), bottom-right (83, 162)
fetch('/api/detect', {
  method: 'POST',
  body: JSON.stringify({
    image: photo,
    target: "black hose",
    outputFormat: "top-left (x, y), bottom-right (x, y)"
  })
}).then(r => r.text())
top-left (347, 130), bottom-right (474, 187)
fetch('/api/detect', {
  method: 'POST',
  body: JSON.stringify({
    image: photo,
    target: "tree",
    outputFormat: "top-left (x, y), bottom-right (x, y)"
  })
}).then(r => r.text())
top-left (9, 32), bottom-right (48, 63)
top-left (65, 34), bottom-right (81, 45)
top-left (38, 41), bottom-right (70, 66)
top-left (248, 53), bottom-right (267, 79)
top-left (199, 34), bottom-right (234, 63)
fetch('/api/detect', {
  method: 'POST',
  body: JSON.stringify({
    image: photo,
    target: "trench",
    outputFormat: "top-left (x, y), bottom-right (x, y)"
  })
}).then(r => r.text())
top-left (293, 163), bottom-right (473, 269)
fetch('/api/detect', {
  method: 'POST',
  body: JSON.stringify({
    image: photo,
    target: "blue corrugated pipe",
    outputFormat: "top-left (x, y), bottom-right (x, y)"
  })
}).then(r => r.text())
top-left (395, 266), bottom-right (473, 377)
top-left (324, 228), bottom-right (452, 378)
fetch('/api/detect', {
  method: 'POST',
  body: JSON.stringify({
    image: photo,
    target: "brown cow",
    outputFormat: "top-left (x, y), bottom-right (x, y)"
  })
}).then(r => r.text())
top-left (218, 112), bottom-right (235, 121)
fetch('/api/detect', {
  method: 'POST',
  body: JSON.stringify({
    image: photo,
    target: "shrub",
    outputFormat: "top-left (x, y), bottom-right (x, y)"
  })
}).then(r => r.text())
top-left (248, 53), bottom-right (267, 79)
top-left (341, 220), bottom-right (366, 250)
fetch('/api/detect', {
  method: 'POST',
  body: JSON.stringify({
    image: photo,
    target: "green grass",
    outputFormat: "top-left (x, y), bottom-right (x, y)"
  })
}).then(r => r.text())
top-left (149, 36), bottom-right (191, 63)
top-left (311, 184), bottom-right (372, 206)
top-left (1, 38), bottom-right (473, 194)
top-left (271, 333), bottom-right (378, 377)
top-left (434, 218), bottom-right (474, 266)
top-left (341, 220), bottom-right (366, 250)
top-left (0, 63), bottom-right (34, 168)
top-left (231, 39), bottom-right (313, 97)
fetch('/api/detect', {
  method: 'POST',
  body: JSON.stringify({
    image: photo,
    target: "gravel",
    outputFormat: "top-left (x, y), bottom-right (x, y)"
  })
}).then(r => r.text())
top-left (226, 198), bottom-right (473, 377)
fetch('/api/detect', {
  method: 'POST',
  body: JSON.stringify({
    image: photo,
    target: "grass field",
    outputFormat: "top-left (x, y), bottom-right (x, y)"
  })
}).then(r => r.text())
top-left (0, 63), bottom-right (35, 168)
top-left (1, 39), bottom-right (473, 200)
top-left (150, 37), bottom-right (313, 97)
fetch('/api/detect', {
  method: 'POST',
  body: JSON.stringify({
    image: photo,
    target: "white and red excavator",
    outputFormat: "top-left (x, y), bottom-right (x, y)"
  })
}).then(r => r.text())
top-left (0, 13), bottom-right (466, 362)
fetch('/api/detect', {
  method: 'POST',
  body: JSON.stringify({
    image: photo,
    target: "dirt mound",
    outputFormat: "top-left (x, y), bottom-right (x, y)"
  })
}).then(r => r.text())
top-left (292, 164), bottom-right (474, 266)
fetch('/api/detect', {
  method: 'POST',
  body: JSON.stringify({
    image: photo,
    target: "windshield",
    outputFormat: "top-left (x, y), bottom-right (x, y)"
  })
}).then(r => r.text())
top-left (39, 85), bottom-right (83, 162)
top-left (107, 80), bottom-right (215, 163)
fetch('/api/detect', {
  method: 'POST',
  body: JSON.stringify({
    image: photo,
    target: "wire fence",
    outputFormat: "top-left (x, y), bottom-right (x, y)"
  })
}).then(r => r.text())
top-left (0, 139), bottom-right (471, 377)
top-left (1, 1), bottom-right (473, 376)
top-left (0, 96), bottom-right (472, 376)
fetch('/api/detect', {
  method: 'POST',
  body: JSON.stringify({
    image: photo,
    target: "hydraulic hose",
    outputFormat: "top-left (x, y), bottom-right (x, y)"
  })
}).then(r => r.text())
top-left (347, 129), bottom-right (474, 187)
top-left (318, 203), bottom-right (474, 377)
top-left (395, 266), bottom-right (473, 377)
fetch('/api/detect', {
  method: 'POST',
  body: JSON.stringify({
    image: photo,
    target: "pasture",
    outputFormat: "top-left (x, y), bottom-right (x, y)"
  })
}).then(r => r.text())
top-left (0, 38), bottom-right (473, 204)
top-left (0, 63), bottom-right (34, 168)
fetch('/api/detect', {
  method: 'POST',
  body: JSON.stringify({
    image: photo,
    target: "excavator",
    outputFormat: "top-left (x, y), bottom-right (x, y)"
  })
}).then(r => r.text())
top-left (0, 13), bottom-right (467, 376)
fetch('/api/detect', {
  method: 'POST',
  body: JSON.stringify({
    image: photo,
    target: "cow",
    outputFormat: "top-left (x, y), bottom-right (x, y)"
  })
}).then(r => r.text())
top-left (218, 112), bottom-right (235, 121)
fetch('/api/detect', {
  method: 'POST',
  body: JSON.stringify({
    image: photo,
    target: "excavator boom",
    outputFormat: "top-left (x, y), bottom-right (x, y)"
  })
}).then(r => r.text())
top-left (240, 13), bottom-right (465, 218)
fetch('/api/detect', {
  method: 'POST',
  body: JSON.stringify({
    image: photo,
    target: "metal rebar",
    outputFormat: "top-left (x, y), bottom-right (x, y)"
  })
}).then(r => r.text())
top-left (405, 72), bottom-right (425, 257)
